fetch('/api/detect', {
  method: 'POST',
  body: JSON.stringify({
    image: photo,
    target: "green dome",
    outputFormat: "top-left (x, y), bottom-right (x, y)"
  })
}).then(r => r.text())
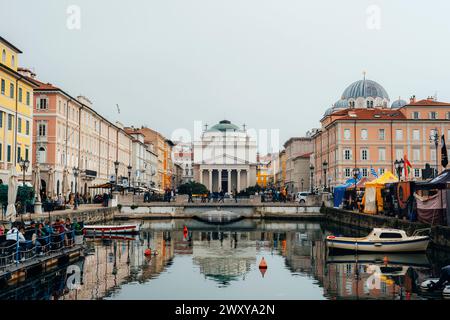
top-left (208, 120), bottom-right (240, 132)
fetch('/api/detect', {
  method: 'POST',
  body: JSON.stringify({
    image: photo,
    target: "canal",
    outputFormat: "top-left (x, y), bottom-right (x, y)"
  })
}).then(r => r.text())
top-left (1, 219), bottom-right (450, 300)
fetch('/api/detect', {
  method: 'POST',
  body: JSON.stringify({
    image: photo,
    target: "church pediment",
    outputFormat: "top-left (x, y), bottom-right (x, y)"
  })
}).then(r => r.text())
top-left (201, 153), bottom-right (249, 165)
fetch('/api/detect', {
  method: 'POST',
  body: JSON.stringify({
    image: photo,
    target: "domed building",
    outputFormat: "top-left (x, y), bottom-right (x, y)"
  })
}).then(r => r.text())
top-left (391, 98), bottom-right (408, 109)
top-left (193, 120), bottom-right (257, 192)
top-left (323, 76), bottom-right (391, 118)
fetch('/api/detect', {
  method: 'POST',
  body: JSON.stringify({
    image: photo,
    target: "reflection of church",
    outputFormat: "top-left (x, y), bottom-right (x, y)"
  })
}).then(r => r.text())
top-left (192, 231), bottom-right (256, 285)
top-left (193, 120), bottom-right (257, 192)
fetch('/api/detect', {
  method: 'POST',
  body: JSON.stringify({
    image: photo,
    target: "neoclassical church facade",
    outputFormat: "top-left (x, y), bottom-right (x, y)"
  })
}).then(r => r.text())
top-left (193, 120), bottom-right (257, 192)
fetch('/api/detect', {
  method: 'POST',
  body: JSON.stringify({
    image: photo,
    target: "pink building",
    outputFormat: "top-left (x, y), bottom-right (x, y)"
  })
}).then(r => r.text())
top-left (312, 77), bottom-right (450, 189)
top-left (20, 70), bottom-right (133, 199)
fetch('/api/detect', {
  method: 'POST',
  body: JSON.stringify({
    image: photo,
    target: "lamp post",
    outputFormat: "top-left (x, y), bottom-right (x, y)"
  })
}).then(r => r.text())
top-left (73, 167), bottom-right (79, 209)
top-left (114, 160), bottom-right (120, 192)
top-left (127, 164), bottom-right (132, 192)
top-left (352, 168), bottom-right (360, 210)
top-left (430, 128), bottom-right (439, 177)
top-left (301, 178), bottom-right (304, 192)
top-left (394, 159), bottom-right (404, 181)
top-left (309, 164), bottom-right (314, 194)
top-left (323, 161), bottom-right (328, 192)
top-left (18, 158), bottom-right (30, 216)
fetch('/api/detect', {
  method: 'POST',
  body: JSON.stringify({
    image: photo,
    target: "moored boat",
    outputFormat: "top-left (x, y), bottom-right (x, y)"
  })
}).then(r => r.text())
top-left (326, 228), bottom-right (430, 253)
top-left (83, 223), bottom-right (141, 234)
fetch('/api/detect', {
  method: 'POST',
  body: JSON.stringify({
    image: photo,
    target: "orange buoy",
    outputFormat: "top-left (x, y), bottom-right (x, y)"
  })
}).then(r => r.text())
top-left (144, 248), bottom-right (152, 256)
top-left (259, 257), bottom-right (267, 269)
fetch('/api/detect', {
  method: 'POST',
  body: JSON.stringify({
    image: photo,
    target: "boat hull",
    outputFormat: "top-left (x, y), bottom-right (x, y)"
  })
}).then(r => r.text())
top-left (83, 224), bottom-right (140, 234)
top-left (326, 237), bottom-right (429, 253)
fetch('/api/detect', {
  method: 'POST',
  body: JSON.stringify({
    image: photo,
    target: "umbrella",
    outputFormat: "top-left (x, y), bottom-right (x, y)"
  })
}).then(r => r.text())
top-left (33, 164), bottom-right (42, 203)
top-left (47, 166), bottom-right (54, 199)
top-left (6, 168), bottom-right (18, 222)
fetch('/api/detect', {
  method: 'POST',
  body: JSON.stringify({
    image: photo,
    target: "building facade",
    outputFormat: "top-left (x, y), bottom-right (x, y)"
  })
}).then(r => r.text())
top-left (193, 120), bottom-right (257, 192)
top-left (25, 72), bottom-right (133, 198)
top-left (283, 137), bottom-right (313, 193)
top-left (173, 141), bottom-right (194, 184)
top-left (312, 76), bottom-right (450, 189)
top-left (0, 37), bottom-right (37, 183)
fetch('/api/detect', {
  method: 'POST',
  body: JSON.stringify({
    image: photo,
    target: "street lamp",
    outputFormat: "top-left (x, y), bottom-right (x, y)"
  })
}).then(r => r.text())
top-left (394, 159), bottom-right (404, 180)
top-left (309, 164), bottom-right (315, 194)
top-left (127, 164), bottom-right (132, 192)
top-left (323, 161), bottom-right (328, 192)
top-left (18, 157), bottom-right (30, 216)
top-left (301, 178), bottom-right (304, 192)
top-left (429, 128), bottom-right (439, 177)
top-left (114, 160), bottom-right (120, 191)
top-left (73, 167), bottom-right (79, 209)
top-left (352, 168), bottom-right (360, 210)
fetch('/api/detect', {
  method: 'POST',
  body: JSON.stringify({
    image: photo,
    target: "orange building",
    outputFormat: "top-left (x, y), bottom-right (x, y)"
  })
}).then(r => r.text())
top-left (312, 77), bottom-right (450, 188)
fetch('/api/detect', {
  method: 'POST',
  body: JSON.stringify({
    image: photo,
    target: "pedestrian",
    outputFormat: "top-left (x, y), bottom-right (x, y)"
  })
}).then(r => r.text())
top-left (219, 190), bottom-right (225, 203)
top-left (207, 191), bottom-right (211, 203)
top-left (188, 188), bottom-right (193, 203)
top-left (234, 189), bottom-right (238, 203)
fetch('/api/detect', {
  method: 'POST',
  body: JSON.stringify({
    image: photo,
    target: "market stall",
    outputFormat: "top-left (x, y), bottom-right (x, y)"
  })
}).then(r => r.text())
top-left (362, 171), bottom-right (398, 214)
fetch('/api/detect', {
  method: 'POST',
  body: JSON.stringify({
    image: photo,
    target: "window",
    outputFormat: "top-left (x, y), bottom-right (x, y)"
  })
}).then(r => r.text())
top-left (412, 129), bottom-right (420, 141)
top-left (396, 148), bottom-right (403, 160)
top-left (7, 114), bottom-right (12, 130)
top-left (0, 112), bottom-right (2, 128)
top-left (18, 87), bottom-right (22, 103)
top-left (431, 149), bottom-right (436, 161)
top-left (361, 149), bottom-right (369, 160)
top-left (344, 129), bottom-right (351, 140)
top-left (413, 148), bottom-right (421, 161)
top-left (379, 168), bottom-right (385, 176)
top-left (1, 79), bottom-right (5, 94)
top-left (37, 147), bottom-right (46, 163)
top-left (25, 120), bottom-right (30, 135)
top-left (38, 98), bottom-right (48, 109)
top-left (412, 112), bottom-right (420, 119)
top-left (429, 112), bottom-right (437, 120)
top-left (395, 129), bottom-right (403, 140)
top-left (17, 146), bottom-right (21, 163)
top-left (38, 123), bottom-right (46, 136)
top-left (378, 129), bottom-right (385, 140)
top-left (11, 55), bottom-right (14, 68)
top-left (9, 83), bottom-right (13, 98)
top-left (379, 232), bottom-right (403, 239)
top-left (1, 50), bottom-right (5, 63)
top-left (0, 143), bottom-right (2, 161)
top-left (7, 145), bottom-right (11, 162)
top-left (25, 148), bottom-right (29, 161)
top-left (17, 117), bottom-right (21, 133)
top-left (378, 148), bottom-right (386, 161)
top-left (361, 129), bottom-right (368, 140)
top-left (447, 112), bottom-right (450, 120)
top-left (414, 168), bottom-right (421, 178)
top-left (342, 168), bottom-right (350, 177)
top-left (26, 92), bottom-right (30, 106)
top-left (344, 149), bottom-right (352, 160)
top-left (362, 168), bottom-right (368, 177)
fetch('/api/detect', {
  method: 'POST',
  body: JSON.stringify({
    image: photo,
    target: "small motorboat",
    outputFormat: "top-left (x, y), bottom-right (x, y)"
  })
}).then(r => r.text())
top-left (326, 228), bottom-right (430, 253)
top-left (83, 223), bottom-right (141, 234)
top-left (420, 279), bottom-right (450, 298)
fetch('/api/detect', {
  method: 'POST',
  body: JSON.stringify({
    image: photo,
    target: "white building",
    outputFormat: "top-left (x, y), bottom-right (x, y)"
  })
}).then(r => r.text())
top-left (193, 120), bottom-right (257, 192)
top-left (173, 141), bottom-right (194, 184)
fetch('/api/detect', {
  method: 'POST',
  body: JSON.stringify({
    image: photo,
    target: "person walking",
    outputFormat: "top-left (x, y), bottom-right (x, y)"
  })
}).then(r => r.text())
top-left (188, 188), bottom-right (193, 203)
top-left (233, 189), bottom-right (238, 203)
top-left (219, 190), bottom-right (225, 203)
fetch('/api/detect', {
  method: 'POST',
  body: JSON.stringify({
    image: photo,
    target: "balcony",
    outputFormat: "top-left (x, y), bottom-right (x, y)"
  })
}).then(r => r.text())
top-left (81, 169), bottom-right (97, 181)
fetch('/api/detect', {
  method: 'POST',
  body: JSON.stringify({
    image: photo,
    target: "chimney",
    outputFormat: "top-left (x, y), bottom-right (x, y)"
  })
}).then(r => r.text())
top-left (427, 96), bottom-right (434, 101)
top-left (410, 95), bottom-right (416, 104)
top-left (17, 67), bottom-right (36, 79)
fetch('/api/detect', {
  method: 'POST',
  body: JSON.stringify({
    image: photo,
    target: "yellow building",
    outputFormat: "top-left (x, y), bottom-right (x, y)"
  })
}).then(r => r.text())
top-left (0, 36), bottom-right (37, 182)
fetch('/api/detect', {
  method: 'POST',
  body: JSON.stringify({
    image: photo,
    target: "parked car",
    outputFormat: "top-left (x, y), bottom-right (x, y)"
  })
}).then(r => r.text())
top-left (296, 192), bottom-right (311, 203)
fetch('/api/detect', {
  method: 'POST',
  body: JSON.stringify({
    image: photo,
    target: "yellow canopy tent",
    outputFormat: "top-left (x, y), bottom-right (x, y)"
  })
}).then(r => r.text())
top-left (362, 171), bottom-right (398, 214)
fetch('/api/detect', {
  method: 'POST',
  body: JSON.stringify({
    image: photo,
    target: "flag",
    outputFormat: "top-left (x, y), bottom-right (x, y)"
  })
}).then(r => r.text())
top-left (442, 134), bottom-right (448, 168)
top-left (404, 154), bottom-right (412, 178)
top-left (370, 167), bottom-right (378, 178)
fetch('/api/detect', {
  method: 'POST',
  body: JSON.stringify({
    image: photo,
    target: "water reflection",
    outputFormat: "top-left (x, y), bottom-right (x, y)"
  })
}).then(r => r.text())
top-left (2, 219), bottom-right (450, 300)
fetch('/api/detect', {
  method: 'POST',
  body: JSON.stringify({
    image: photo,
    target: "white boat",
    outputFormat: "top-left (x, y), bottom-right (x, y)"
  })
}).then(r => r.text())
top-left (420, 279), bottom-right (450, 298)
top-left (326, 228), bottom-right (430, 253)
top-left (83, 223), bottom-right (141, 234)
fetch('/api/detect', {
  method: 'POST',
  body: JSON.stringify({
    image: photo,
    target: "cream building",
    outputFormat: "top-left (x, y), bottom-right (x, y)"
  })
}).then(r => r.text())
top-left (193, 120), bottom-right (257, 192)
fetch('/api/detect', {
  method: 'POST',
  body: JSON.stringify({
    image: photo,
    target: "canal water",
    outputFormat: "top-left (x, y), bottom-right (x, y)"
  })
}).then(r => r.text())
top-left (2, 219), bottom-right (450, 300)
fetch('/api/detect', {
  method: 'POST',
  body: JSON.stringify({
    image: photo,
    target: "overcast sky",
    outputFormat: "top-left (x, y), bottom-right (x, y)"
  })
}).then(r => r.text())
top-left (2, 0), bottom-right (450, 152)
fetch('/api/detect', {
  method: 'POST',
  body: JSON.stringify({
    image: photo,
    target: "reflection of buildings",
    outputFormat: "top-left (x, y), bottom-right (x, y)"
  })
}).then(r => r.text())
top-left (192, 231), bottom-right (256, 286)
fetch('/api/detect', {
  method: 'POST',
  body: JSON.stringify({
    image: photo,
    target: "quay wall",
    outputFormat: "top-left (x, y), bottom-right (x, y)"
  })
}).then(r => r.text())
top-left (323, 207), bottom-right (450, 250)
top-left (31, 206), bottom-right (117, 224)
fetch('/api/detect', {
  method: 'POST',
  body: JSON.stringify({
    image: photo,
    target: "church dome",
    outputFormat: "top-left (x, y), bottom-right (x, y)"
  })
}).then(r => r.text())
top-left (341, 79), bottom-right (389, 100)
top-left (391, 99), bottom-right (407, 108)
top-left (333, 99), bottom-right (349, 109)
top-left (323, 107), bottom-right (334, 117)
top-left (208, 120), bottom-right (241, 132)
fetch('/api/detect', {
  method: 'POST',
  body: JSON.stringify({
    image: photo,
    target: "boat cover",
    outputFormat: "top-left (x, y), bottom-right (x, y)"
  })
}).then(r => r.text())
top-left (414, 190), bottom-right (447, 225)
top-left (363, 171), bottom-right (398, 214)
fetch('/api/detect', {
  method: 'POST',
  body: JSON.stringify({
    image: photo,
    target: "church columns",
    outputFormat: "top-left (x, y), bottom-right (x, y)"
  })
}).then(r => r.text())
top-left (237, 169), bottom-right (241, 192)
top-left (218, 169), bottom-right (222, 192)
top-left (246, 170), bottom-right (250, 188)
top-left (227, 170), bottom-right (231, 193)
top-left (199, 169), bottom-right (203, 184)
top-left (208, 169), bottom-right (213, 191)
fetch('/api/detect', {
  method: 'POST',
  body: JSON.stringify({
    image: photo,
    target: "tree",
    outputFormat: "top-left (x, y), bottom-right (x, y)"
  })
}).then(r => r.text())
top-left (178, 181), bottom-right (208, 195)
